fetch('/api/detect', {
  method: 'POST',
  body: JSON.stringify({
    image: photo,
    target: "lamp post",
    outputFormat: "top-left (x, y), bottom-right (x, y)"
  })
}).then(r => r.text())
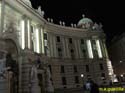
top-left (120, 74), bottom-right (123, 84)
top-left (81, 74), bottom-right (84, 86)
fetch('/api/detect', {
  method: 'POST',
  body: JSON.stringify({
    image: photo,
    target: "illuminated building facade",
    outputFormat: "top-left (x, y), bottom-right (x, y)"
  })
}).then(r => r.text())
top-left (0, 0), bottom-right (114, 93)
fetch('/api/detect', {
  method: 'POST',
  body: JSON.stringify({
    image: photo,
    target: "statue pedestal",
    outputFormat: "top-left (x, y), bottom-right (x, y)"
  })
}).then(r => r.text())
top-left (30, 82), bottom-right (41, 93)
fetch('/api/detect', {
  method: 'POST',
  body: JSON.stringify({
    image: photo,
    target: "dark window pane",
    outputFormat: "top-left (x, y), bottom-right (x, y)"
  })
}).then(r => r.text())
top-left (74, 65), bottom-right (78, 73)
top-left (31, 25), bottom-right (33, 33)
top-left (75, 76), bottom-right (79, 84)
top-left (58, 48), bottom-right (62, 57)
top-left (99, 63), bottom-right (104, 70)
top-left (62, 77), bottom-right (67, 85)
top-left (71, 49), bottom-right (75, 59)
top-left (56, 36), bottom-right (60, 42)
top-left (69, 38), bottom-right (72, 43)
top-left (86, 65), bottom-right (89, 72)
top-left (44, 33), bottom-right (47, 40)
top-left (81, 39), bottom-right (84, 44)
top-left (101, 73), bottom-right (105, 77)
top-left (48, 65), bottom-right (52, 73)
top-left (44, 46), bottom-right (48, 56)
top-left (61, 65), bottom-right (65, 73)
top-left (58, 48), bottom-right (62, 52)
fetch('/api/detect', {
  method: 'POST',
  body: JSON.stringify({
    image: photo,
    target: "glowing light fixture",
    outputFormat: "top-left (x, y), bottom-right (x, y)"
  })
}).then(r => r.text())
top-left (81, 74), bottom-right (84, 78)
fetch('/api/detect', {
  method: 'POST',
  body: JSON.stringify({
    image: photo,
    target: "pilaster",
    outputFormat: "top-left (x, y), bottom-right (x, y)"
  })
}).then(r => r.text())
top-left (53, 36), bottom-right (57, 57)
top-left (74, 39), bottom-right (79, 59)
top-left (62, 37), bottom-right (67, 58)
top-left (0, 0), bottom-right (5, 36)
top-left (77, 39), bottom-right (82, 58)
top-left (65, 38), bottom-right (70, 58)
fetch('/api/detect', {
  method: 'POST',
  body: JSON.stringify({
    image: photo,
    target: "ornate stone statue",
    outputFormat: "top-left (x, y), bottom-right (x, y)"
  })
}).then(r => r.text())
top-left (93, 22), bottom-right (103, 31)
top-left (38, 6), bottom-right (45, 17)
top-left (5, 22), bottom-right (15, 32)
top-left (0, 51), bottom-right (6, 79)
top-left (46, 67), bottom-right (54, 93)
top-left (30, 63), bottom-right (41, 93)
top-left (21, 0), bottom-right (32, 7)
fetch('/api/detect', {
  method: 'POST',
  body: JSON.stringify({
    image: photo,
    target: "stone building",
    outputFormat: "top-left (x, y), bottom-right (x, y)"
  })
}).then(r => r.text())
top-left (0, 0), bottom-right (114, 93)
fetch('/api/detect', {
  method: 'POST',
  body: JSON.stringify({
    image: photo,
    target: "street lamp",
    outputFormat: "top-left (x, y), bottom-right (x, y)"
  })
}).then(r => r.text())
top-left (81, 74), bottom-right (84, 78)
top-left (81, 74), bottom-right (84, 86)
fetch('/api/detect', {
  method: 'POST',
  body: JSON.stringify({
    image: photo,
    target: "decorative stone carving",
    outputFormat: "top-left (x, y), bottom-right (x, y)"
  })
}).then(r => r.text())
top-left (0, 52), bottom-right (6, 79)
top-left (92, 22), bottom-right (103, 31)
top-left (21, 0), bottom-right (32, 7)
top-left (37, 6), bottom-right (45, 17)
top-left (45, 67), bottom-right (54, 93)
top-left (30, 64), bottom-right (41, 93)
top-left (4, 22), bottom-right (17, 33)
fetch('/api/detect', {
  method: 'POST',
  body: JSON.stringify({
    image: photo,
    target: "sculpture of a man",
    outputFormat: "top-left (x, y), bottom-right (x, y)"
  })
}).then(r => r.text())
top-left (21, 0), bottom-right (32, 7)
top-left (30, 63), bottom-right (40, 93)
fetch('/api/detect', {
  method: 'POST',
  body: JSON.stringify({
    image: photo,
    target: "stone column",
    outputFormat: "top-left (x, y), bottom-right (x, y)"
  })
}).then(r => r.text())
top-left (100, 39), bottom-right (108, 58)
top-left (25, 17), bottom-right (28, 49)
top-left (62, 37), bottom-right (67, 58)
top-left (77, 39), bottom-right (82, 58)
top-left (95, 39), bottom-right (103, 58)
top-left (41, 27), bottom-right (44, 54)
top-left (65, 38), bottom-right (70, 58)
top-left (53, 36), bottom-right (57, 57)
top-left (27, 19), bottom-right (32, 50)
top-left (0, 0), bottom-right (5, 35)
top-left (74, 39), bottom-right (79, 59)
top-left (48, 34), bottom-right (53, 57)
top-left (86, 39), bottom-right (94, 59)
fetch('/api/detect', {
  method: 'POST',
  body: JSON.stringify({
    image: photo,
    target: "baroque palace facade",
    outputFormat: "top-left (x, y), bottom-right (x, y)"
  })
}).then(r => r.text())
top-left (0, 0), bottom-right (115, 93)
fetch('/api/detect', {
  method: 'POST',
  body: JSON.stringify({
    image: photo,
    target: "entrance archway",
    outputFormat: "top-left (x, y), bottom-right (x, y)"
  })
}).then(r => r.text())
top-left (5, 39), bottom-right (18, 61)
top-left (5, 39), bottom-right (19, 93)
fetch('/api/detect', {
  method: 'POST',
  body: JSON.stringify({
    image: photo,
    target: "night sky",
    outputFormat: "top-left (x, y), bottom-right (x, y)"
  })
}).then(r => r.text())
top-left (30, 0), bottom-right (124, 43)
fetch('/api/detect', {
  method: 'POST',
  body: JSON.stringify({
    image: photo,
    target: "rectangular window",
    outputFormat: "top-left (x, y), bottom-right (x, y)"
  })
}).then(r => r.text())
top-left (74, 65), bottom-right (78, 73)
top-left (69, 38), bottom-right (72, 44)
top-left (86, 65), bottom-right (89, 72)
top-left (101, 73), bottom-right (105, 77)
top-left (62, 77), bottom-right (67, 85)
top-left (75, 76), bottom-right (79, 84)
top-left (81, 39), bottom-right (85, 44)
top-left (44, 46), bottom-right (48, 56)
top-left (31, 25), bottom-right (34, 33)
top-left (44, 33), bottom-right (47, 40)
top-left (70, 49), bottom-right (75, 59)
top-left (56, 36), bottom-right (60, 42)
top-left (82, 49), bottom-right (87, 58)
top-left (99, 63), bottom-right (104, 70)
top-left (61, 65), bottom-right (65, 73)
top-left (48, 65), bottom-right (52, 73)
top-left (58, 48), bottom-right (62, 57)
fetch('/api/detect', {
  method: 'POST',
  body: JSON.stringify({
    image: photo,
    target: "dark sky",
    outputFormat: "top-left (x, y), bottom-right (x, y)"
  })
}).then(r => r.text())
top-left (30, 0), bottom-right (124, 42)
